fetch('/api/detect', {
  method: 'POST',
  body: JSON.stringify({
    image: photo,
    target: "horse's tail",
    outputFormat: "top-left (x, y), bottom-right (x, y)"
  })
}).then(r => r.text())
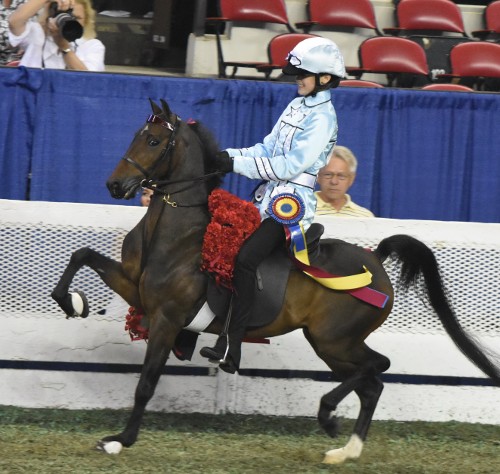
top-left (374, 234), bottom-right (500, 386)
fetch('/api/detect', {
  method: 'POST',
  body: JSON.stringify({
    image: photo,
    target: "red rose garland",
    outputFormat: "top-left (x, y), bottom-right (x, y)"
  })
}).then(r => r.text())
top-left (124, 306), bottom-right (148, 341)
top-left (201, 189), bottom-right (261, 289)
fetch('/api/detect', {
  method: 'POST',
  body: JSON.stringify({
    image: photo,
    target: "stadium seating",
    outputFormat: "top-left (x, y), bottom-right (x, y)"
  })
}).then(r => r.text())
top-left (206, 0), bottom-right (295, 78)
top-left (295, 0), bottom-right (382, 36)
top-left (421, 83), bottom-right (474, 92)
top-left (383, 0), bottom-right (468, 37)
top-left (472, 0), bottom-right (500, 41)
top-left (254, 33), bottom-right (319, 80)
top-left (346, 36), bottom-right (430, 87)
top-left (437, 41), bottom-right (500, 90)
top-left (339, 79), bottom-right (385, 88)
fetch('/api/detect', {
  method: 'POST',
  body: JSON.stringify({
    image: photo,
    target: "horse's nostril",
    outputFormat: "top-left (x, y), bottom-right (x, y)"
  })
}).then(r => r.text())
top-left (106, 180), bottom-right (121, 197)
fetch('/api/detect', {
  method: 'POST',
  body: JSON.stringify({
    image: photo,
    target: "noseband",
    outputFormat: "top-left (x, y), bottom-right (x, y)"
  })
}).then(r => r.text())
top-left (121, 114), bottom-right (180, 180)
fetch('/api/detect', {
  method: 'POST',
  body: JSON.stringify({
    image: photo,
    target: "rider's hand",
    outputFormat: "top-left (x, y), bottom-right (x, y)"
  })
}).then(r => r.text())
top-left (46, 0), bottom-right (75, 47)
top-left (214, 151), bottom-right (233, 173)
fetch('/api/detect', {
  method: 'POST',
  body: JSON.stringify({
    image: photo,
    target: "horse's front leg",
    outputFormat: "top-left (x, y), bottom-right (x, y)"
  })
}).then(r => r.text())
top-left (51, 247), bottom-right (140, 318)
top-left (96, 316), bottom-right (179, 454)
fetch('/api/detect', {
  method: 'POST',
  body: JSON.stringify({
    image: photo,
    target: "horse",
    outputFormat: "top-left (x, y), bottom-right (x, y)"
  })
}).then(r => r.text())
top-left (51, 99), bottom-right (500, 464)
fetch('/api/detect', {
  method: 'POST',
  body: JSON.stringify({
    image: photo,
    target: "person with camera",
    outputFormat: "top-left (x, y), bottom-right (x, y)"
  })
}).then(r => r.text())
top-left (1, 1), bottom-right (27, 66)
top-left (8, 0), bottom-right (104, 70)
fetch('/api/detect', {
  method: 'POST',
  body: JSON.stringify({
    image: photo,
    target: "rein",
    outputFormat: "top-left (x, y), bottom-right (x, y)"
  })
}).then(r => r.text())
top-left (141, 171), bottom-right (223, 208)
top-left (122, 113), bottom-right (223, 208)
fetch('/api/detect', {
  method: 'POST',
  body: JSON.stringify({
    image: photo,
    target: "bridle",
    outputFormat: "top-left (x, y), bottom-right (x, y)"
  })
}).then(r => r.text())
top-left (121, 114), bottom-right (180, 181)
top-left (121, 113), bottom-right (222, 208)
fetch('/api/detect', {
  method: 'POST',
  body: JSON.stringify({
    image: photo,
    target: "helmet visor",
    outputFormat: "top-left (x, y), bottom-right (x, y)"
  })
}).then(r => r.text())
top-left (282, 52), bottom-right (312, 76)
top-left (282, 63), bottom-right (312, 76)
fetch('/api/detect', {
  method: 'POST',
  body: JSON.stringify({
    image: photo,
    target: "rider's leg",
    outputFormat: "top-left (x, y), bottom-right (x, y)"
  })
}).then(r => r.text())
top-left (200, 218), bottom-right (285, 372)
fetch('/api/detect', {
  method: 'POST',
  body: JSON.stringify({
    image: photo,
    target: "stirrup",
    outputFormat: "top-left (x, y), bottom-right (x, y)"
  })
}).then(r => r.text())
top-left (219, 356), bottom-right (238, 374)
top-left (199, 345), bottom-right (225, 362)
top-left (199, 335), bottom-right (228, 362)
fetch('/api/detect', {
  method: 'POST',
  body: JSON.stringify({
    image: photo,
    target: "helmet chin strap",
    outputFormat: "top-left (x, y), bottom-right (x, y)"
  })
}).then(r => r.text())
top-left (306, 74), bottom-right (327, 97)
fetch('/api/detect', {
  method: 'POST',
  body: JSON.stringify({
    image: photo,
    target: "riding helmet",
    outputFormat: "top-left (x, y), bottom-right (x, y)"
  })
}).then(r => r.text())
top-left (282, 37), bottom-right (346, 83)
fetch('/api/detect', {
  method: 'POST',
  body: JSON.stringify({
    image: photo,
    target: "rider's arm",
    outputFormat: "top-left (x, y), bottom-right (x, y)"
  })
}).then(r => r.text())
top-left (232, 107), bottom-right (337, 181)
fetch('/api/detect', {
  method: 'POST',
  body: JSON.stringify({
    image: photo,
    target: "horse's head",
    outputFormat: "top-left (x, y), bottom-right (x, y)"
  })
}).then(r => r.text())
top-left (107, 99), bottom-right (184, 200)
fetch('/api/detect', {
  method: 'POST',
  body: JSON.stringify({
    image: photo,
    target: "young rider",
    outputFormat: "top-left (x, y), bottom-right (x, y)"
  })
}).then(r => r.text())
top-left (200, 37), bottom-right (346, 373)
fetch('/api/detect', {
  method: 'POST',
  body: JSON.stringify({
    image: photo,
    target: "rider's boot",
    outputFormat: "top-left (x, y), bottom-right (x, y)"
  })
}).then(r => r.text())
top-left (199, 334), bottom-right (227, 361)
top-left (200, 267), bottom-right (255, 374)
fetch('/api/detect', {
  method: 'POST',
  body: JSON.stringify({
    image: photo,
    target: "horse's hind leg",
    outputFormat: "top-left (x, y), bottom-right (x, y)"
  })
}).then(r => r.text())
top-left (52, 247), bottom-right (139, 318)
top-left (304, 329), bottom-right (390, 464)
top-left (322, 374), bottom-right (384, 464)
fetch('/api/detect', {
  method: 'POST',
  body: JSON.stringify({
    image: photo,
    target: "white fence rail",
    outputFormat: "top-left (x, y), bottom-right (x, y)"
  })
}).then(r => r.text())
top-left (0, 200), bottom-right (498, 423)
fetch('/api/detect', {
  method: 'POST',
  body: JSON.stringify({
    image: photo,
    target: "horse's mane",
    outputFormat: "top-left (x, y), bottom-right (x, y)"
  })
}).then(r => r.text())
top-left (187, 120), bottom-right (223, 192)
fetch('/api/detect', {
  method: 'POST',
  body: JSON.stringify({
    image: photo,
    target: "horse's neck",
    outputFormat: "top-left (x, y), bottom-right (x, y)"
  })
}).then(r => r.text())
top-left (145, 199), bottom-right (209, 246)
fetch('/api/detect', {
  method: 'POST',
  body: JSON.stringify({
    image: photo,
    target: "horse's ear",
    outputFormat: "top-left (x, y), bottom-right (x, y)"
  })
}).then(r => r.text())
top-left (160, 99), bottom-right (173, 118)
top-left (149, 98), bottom-right (162, 115)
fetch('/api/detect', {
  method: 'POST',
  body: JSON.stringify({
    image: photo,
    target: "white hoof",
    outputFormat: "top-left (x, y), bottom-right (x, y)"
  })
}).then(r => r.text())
top-left (70, 291), bottom-right (89, 318)
top-left (99, 441), bottom-right (123, 455)
top-left (323, 434), bottom-right (363, 464)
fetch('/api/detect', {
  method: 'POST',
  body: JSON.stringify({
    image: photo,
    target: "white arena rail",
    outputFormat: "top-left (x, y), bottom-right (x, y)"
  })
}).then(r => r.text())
top-left (0, 199), bottom-right (499, 424)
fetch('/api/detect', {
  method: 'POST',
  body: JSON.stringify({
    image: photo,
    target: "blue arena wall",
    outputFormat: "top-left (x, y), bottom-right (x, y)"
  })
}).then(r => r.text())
top-left (1, 66), bottom-right (499, 223)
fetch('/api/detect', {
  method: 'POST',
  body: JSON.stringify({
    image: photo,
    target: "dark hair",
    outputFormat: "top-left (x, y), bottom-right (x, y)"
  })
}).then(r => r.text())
top-left (314, 74), bottom-right (341, 94)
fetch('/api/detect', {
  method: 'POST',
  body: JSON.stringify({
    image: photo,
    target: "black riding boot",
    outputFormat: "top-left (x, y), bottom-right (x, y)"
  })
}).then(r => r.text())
top-left (200, 267), bottom-right (255, 374)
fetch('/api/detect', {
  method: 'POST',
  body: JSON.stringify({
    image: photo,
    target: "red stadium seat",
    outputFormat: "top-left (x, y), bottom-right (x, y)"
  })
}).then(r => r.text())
top-left (255, 33), bottom-right (320, 80)
top-left (421, 83), bottom-right (473, 92)
top-left (384, 0), bottom-right (468, 37)
top-left (339, 79), bottom-right (384, 88)
top-left (296, 0), bottom-right (382, 36)
top-left (437, 41), bottom-right (500, 90)
top-left (346, 37), bottom-right (430, 87)
top-left (206, 0), bottom-right (295, 78)
top-left (220, 33), bottom-right (318, 80)
top-left (472, 0), bottom-right (500, 40)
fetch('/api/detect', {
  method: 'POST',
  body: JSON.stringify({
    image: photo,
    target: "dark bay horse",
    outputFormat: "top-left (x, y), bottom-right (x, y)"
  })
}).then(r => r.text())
top-left (51, 99), bottom-right (500, 464)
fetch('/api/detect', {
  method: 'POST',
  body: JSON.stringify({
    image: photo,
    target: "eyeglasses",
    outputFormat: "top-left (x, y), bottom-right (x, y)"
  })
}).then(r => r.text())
top-left (319, 172), bottom-right (350, 181)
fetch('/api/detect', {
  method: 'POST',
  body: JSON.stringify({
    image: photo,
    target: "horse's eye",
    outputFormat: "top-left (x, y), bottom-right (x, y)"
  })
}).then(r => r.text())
top-left (148, 138), bottom-right (160, 146)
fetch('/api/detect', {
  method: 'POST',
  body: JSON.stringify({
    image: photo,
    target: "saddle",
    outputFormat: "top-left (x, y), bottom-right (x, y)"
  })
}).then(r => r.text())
top-left (206, 223), bottom-right (324, 328)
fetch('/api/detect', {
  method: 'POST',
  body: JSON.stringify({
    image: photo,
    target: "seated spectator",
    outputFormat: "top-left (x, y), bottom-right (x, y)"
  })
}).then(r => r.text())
top-left (140, 187), bottom-right (153, 207)
top-left (1, 1), bottom-right (27, 66)
top-left (8, 0), bottom-right (104, 70)
top-left (315, 145), bottom-right (374, 218)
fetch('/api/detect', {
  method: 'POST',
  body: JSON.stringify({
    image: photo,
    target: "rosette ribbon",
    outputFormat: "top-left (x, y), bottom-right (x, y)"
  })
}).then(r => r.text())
top-left (268, 193), bottom-right (389, 309)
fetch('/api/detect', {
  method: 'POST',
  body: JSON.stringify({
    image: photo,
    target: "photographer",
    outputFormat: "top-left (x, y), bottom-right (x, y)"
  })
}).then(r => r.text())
top-left (8, 0), bottom-right (104, 70)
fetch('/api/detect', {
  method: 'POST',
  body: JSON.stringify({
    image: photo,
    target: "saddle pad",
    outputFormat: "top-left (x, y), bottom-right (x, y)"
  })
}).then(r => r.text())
top-left (206, 223), bottom-right (324, 328)
top-left (207, 247), bottom-right (292, 328)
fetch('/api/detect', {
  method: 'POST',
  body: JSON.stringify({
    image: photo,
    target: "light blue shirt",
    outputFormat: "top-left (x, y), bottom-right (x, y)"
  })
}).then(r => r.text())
top-left (227, 90), bottom-right (338, 229)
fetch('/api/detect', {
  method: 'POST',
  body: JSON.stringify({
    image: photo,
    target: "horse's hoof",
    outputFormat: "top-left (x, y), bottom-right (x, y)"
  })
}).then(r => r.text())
top-left (96, 440), bottom-right (123, 454)
top-left (69, 291), bottom-right (89, 318)
top-left (322, 435), bottom-right (363, 465)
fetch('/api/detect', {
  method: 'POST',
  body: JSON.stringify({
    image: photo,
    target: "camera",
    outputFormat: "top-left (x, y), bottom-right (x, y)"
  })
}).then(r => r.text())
top-left (48, 1), bottom-right (83, 42)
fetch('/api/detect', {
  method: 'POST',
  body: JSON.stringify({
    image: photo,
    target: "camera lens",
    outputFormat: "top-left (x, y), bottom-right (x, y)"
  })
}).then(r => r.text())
top-left (54, 12), bottom-right (83, 42)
